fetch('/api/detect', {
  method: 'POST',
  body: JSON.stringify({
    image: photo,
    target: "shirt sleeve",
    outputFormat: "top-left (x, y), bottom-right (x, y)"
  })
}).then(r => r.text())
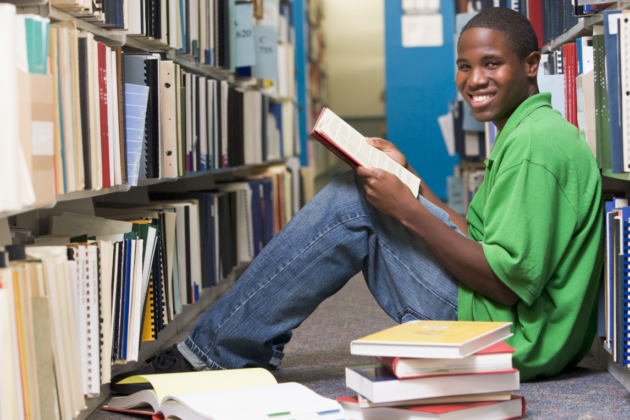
top-left (481, 161), bottom-right (578, 307)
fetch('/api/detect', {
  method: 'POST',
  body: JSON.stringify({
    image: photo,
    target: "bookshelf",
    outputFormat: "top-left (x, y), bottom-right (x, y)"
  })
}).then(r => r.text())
top-left (540, 1), bottom-right (630, 53)
top-left (0, 0), bottom-right (311, 418)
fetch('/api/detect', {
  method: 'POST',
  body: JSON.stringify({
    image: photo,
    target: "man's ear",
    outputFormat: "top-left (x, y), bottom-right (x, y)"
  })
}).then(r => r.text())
top-left (524, 51), bottom-right (541, 78)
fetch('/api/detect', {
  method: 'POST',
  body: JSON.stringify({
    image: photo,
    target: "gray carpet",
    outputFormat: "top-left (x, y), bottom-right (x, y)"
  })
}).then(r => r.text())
top-left (89, 274), bottom-right (630, 419)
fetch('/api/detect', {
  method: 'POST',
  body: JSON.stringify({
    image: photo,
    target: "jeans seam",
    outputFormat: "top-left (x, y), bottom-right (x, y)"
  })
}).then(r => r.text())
top-left (381, 242), bottom-right (458, 311)
top-left (206, 212), bottom-right (369, 355)
top-left (185, 336), bottom-right (226, 370)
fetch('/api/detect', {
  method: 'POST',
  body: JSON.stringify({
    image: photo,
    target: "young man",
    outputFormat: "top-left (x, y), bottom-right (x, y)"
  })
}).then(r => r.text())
top-left (113, 7), bottom-right (602, 391)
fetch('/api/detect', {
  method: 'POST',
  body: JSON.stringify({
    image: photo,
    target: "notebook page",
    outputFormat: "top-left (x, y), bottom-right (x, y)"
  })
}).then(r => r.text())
top-left (315, 108), bottom-right (421, 195)
top-left (116, 368), bottom-right (277, 403)
top-left (162, 382), bottom-right (342, 419)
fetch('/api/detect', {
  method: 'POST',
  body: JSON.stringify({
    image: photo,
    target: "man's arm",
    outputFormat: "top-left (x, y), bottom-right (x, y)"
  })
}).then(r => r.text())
top-left (356, 166), bottom-right (519, 307)
top-left (366, 138), bottom-right (469, 235)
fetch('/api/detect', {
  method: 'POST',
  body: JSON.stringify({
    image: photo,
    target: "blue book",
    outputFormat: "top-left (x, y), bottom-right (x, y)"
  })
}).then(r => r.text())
top-left (269, 103), bottom-right (283, 156)
top-left (622, 208), bottom-right (630, 366)
top-left (577, 38), bottom-right (583, 75)
top-left (618, 206), bottom-right (630, 366)
top-left (604, 10), bottom-right (624, 173)
top-left (261, 179), bottom-right (274, 246)
top-left (124, 84), bottom-right (150, 186)
top-left (247, 180), bottom-right (263, 256)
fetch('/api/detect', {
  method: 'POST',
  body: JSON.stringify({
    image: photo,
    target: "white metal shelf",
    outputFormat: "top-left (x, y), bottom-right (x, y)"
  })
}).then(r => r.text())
top-left (541, 1), bottom-right (630, 52)
top-left (3, 158), bottom-right (291, 218)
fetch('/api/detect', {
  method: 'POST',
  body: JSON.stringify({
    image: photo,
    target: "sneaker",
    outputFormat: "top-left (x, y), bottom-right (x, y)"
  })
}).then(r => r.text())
top-left (110, 344), bottom-right (195, 395)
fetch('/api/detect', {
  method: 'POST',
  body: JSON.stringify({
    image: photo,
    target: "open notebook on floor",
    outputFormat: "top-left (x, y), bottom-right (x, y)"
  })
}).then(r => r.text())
top-left (102, 369), bottom-right (344, 420)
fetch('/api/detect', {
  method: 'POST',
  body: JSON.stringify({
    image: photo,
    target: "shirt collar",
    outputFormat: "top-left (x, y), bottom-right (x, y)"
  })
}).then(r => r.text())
top-left (490, 92), bottom-right (552, 158)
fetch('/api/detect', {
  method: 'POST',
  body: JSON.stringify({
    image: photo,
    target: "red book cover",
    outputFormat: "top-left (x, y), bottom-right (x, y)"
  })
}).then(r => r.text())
top-left (310, 107), bottom-right (362, 170)
top-left (97, 42), bottom-right (111, 188)
top-left (337, 395), bottom-right (526, 419)
top-left (527, 0), bottom-right (544, 49)
top-left (377, 341), bottom-right (516, 380)
top-left (101, 406), bottom-right (163, 419)
top-left (570, 43), bottom-right (579, 128)
top-left (562, 44), bottom-right (571, 122)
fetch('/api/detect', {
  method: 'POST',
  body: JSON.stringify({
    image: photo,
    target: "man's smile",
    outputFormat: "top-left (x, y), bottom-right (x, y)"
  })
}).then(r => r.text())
top-left (468, 92), bottom-right (496, 107)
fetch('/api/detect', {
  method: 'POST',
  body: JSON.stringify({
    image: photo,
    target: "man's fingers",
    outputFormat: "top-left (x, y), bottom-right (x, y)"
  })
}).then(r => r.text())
top-left (356, 165), bottom-right (376, 178)
top-left (366, 137), bottom-right (391, 151)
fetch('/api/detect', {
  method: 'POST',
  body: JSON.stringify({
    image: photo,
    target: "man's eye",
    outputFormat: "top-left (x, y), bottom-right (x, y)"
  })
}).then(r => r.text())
top-left (458, 65), bottom-right (470, 70)
top-left (487, 62), bottom-right (499, 67)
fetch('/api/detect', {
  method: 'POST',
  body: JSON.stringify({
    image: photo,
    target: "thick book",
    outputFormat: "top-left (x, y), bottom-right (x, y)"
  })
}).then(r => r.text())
top-left (103, 370), bottom-right (343, 419)
top-left (337, 395), bottom-right (525, 420)
top-left (311, 107), bottom-right (421, 196)
top-left (356, 391), bottom-right (513, 409)
top-left (350, 320), bottom-right (513, 359)
top-left (376, 341), bottom-right (515, 379)
top-left (345, 364), bottom-right (520, 404)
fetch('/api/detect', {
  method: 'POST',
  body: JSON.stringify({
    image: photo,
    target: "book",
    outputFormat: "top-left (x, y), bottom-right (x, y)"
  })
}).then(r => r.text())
top-left (104, 371), bottom-right (343, 419)
top-left (350, 320), bottom-right (513, 359)
top-left (376, 341), bottom-right (515, 379)
top-left (356, 392), bottom-right (513, 408)
top-left (345, 364), bottom-right (520, 404)
top-left (337, 395), bottom-right (525, 420)
top-left (310, 107), bottom-right (421, 196)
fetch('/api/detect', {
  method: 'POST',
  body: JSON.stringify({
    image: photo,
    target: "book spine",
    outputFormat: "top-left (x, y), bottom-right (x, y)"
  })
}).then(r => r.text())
top-left (98, 43), bottom-right (111, 188)
top-left (310, 130), bottom-right (360, 170)
top-left (623, 220), bottom-right (630, 367)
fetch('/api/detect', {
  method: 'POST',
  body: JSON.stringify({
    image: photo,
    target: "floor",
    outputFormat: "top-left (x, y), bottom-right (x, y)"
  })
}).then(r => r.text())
top-left (89, 274), bottom-right (630, 419)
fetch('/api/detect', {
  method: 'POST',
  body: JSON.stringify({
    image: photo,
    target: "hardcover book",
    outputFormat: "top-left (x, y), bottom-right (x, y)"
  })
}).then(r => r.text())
top-left (311, 107), bottom-right (421, 196)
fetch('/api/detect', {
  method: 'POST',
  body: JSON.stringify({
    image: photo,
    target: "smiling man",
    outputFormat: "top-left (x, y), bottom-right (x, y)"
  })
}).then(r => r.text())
top-left (112, 8), bottom-right (603, 391)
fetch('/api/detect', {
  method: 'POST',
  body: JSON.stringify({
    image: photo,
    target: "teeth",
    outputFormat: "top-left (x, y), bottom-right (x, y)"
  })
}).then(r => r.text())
top-left (472, 94), bottom-right (494, 103)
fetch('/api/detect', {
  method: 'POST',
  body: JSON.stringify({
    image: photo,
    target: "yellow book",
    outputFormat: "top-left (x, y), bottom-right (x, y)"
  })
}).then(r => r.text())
top-left (351, 321), bottom-right (513, 359)
top-left (104, 369), bottom-right (278, 415)
top-left (141, 278), bottom-right (155, 342)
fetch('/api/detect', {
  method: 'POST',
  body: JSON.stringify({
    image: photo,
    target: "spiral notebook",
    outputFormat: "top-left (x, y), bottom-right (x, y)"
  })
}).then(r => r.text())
top-left (620, 13), bottom-right (630, 173)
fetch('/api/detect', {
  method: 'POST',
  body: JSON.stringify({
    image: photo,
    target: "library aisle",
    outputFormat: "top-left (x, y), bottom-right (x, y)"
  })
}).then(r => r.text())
top-left (88, 273), bottom-right (630, 419)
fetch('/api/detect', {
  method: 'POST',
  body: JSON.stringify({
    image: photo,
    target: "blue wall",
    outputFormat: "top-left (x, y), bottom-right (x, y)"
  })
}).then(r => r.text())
top-left (292, 0), bottom-right (309, 167)
top-left (385, 2), bottom-right (459, 200)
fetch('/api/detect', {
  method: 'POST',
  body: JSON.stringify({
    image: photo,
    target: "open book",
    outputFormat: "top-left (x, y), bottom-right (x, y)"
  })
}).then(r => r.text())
top-left (311, 108), bottom-right (421, 196)
top-left (102, 369), bottom-right (344, 420)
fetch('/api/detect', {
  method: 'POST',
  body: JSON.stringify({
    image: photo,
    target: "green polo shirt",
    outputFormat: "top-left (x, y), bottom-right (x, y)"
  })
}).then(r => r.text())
top-left (458, 93), bottom-right (603, 381)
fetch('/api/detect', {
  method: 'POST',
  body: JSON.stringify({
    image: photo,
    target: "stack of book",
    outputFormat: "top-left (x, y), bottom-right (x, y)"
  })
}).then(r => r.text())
top-left (338, 321), bottom-right (526, 420)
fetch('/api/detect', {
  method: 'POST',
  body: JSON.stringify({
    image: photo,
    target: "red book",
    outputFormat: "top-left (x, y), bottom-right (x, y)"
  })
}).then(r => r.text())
top-left (337, 395), bottom-right (526, 420)
top-left (310, 107), bottom-right (360, 170)
top-left (527, 0), bottom-right (544, 49)
top-left (570, 43), bottom-right (579, 128)
top-left (376, 341), bottom-right (516, 380)
top-left (310, 107), bottom-right (421, 195)
top-left (97, 42), bottom-right (111, 188)
top-left (562, 43), bottom-right (579, 128)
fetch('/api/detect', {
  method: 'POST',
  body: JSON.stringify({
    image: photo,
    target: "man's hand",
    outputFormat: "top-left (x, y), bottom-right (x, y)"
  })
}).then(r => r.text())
top-left (356, 166), bottom-right (419, 221)
top-left (366, 138), bottom-right (408, 169)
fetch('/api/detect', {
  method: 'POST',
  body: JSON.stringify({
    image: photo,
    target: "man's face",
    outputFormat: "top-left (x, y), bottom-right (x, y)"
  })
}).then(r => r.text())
top-left (456, 28), bottom-right (536, 128)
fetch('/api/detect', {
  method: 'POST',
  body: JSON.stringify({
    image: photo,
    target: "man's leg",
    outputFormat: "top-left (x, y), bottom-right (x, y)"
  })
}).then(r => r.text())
top-left (180, 171), bottom-right (461, 370)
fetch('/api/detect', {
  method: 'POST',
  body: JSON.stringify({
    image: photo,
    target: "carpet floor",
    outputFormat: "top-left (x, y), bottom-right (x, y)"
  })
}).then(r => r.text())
top-left (89, 274), bottom-right (630, 419)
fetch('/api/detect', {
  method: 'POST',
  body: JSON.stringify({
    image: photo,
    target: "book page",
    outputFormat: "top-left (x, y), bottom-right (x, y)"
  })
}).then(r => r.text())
top-left (315, 108), bottom-right (421, 195)
top-left (116, 368), bottom-right (277, 404)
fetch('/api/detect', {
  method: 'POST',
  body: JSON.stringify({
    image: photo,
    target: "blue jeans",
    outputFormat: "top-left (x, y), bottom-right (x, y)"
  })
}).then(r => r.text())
top-left (180, 171), bottom-right (462, 370)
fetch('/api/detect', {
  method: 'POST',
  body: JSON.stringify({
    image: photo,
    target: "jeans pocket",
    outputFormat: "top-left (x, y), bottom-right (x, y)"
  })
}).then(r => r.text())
top-left (397, 307), bottom-right (429, 324)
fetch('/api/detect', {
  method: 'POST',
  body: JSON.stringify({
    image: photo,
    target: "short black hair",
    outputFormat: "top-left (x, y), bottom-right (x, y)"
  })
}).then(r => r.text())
top-left (461, 7), bottom-right (538, 61)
